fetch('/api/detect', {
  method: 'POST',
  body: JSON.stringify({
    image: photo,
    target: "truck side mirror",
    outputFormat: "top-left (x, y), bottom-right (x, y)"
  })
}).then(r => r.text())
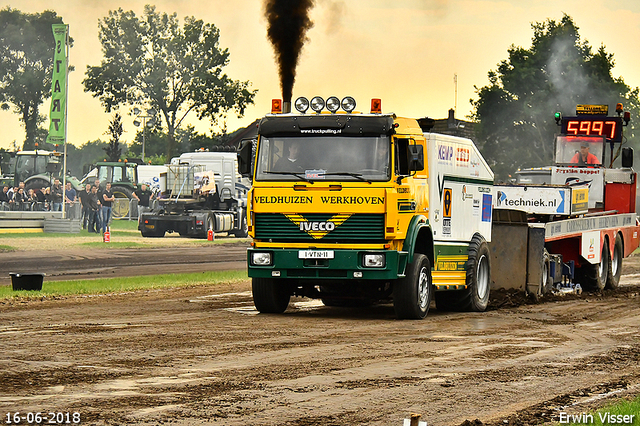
top-left (622, 147), bottom-right (634, 168)
top-left (408, 145), bottom-right (424, 172)
top-left (238, 139), bottom-right (253, 177)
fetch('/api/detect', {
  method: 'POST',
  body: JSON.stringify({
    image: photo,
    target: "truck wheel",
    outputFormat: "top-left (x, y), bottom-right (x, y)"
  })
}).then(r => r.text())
top-left (443, 234), bottom-right (490, 312)
top-left (111, 187), bottom-right (133, 218)
top-left (393, 253), bottom-right (432, 319)
top-left (606, 235), bottom-right (623, 290)
top-left (199, 215), bottom-right (214, 239)
top-left (231, 212), bottom-right (248, 238)
top-left (576, 240), bottom-right (609, 291)
top-left (252, 278), bottom-right (290, 313)
top-left (530, 249), bottom-right (551, 300)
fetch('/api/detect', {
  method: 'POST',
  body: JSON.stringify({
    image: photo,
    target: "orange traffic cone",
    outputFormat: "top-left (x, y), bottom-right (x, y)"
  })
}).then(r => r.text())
top-left (103, 227), bottom-right (111, 243)
top-left (207, 228), bottom-right (214, 241)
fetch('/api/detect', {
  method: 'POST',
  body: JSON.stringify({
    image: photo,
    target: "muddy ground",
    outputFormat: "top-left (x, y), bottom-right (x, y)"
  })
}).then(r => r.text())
top-left (1, 244), bottom-right (639, 425)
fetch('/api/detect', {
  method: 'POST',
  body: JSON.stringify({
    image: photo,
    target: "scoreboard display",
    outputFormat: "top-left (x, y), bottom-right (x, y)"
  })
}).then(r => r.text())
top-left (560, 116), bottom-right (623, 142)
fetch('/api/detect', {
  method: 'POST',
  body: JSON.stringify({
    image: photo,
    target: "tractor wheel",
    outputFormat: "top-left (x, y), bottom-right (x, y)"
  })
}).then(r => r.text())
top-left (25, 178), bottom-right (50, 192)
top-left (252, 278), bottom-right (291, 313)
top-left (111, 186), bottom-right (133, 218)
top-left (393, 253), bottom-right (432, 319)
top-left (606, 235), bottom-right (623, 290)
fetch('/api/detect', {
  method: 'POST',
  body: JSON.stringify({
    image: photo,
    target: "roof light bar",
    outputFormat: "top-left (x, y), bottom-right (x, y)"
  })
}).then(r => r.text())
top-left (294, 96), bottom-right (359, 113)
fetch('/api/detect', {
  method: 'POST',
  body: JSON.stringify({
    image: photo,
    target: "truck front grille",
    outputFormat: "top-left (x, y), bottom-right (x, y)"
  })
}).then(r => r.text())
top-left (254, 213), bottom-right (385, 242)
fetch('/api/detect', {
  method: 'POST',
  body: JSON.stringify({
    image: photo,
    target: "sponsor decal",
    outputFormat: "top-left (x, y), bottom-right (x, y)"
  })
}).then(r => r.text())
top-left (285, 213), bottom-right (352, 239)
top-left (482, 194), bottom-right (492, 222)
top-left (443, 188), bottom-right (452, 218)
top-left (300, 129), bottom-right (342, 135)
top-left (438, 144), bottom-right (454, 163)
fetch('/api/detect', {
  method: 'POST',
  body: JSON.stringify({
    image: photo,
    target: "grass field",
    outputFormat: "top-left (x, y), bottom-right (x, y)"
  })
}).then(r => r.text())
top-left (0, 269), bottom-right (248, 301)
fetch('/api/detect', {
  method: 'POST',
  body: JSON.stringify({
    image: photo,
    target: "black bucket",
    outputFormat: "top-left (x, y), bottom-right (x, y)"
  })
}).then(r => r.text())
top-left (10, 273), bottom-right (45, 291)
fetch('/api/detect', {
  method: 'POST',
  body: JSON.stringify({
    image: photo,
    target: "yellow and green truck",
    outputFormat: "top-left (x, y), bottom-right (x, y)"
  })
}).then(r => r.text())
top-left (238, 96), bottom-right (494, 319)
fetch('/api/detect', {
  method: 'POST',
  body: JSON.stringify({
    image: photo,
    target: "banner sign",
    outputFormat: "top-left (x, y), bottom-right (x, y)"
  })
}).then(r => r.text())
top-left (47, 24), bottom-right (68, 145)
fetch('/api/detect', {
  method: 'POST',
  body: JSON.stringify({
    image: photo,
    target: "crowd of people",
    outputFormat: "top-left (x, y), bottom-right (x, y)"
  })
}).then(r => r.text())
top-left (0, 179), bottom-right (64, 212)
top-left (0, 178), bottom-right (156, 234)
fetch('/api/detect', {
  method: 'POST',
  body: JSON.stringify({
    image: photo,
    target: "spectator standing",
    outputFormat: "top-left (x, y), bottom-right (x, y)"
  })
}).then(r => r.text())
top-left (78, 184), bottom-right (92, 230)
top-left (100, 182), bottom-right (115, 233)
top-left (87, 185), bottom-right (102, 233)
top-left (65, 182), bottom-right (77, 204)
top-left (133, 183), bottom-right (154, 216)
top-left (50, 179), bottom-right (63, 211)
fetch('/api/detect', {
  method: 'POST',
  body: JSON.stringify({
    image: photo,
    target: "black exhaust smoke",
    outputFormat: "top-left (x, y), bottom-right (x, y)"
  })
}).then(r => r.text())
top-left (264, 0), bottom-right (315, 105)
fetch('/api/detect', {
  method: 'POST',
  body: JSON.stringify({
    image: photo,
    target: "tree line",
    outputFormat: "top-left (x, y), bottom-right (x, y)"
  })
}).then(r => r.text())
top-left (0, 7), bottom-right (638, 181)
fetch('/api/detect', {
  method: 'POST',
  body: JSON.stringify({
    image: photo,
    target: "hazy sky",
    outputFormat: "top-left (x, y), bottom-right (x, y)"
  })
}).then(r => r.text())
top-left (1, 0), bottom-right (640, 151)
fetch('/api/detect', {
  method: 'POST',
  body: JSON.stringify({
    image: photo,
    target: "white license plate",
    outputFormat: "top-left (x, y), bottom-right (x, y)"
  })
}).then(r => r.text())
top-left (298, 250), bottom-right (334, 259)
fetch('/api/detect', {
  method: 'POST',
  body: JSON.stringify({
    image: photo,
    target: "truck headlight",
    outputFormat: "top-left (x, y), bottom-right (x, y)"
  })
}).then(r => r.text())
top-left (251, 252), bottom-right (272, 266)
top-left (363, 253), bottom-right (385, 268)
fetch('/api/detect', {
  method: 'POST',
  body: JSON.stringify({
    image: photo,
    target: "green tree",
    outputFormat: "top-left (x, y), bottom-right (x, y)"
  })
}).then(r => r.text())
top-left (471, 14), bottom-right (639, 181)
top-left (0, 8), bottom-right (72, 150)
top-left (104, 112), bottom-right (124, 161)
top-left (83, 5), bottom-right (257, 160)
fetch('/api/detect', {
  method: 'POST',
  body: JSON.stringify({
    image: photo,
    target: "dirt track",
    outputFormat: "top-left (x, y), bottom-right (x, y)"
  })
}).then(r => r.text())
top-left (1, 247), bottom-right (639, 425)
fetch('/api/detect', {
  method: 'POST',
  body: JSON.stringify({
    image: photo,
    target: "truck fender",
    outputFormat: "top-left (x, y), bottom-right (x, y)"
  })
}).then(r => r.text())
top-left (402, 215), bottom-right (434, 267)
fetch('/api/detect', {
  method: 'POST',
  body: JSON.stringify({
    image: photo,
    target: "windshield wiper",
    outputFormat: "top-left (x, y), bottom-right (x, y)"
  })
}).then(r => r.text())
top-left (264, 171), bottom-right (315, 183)
top-left (320, 172), bottom-right (370, 182)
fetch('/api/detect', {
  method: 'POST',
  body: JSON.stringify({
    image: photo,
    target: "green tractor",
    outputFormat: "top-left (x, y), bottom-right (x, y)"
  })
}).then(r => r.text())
top-left (11, 149), bottom-right (82, 191)
top-left (81, 160), bottom-right (140, 218)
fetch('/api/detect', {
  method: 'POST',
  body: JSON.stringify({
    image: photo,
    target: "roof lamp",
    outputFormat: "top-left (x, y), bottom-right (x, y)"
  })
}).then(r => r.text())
top-left (616, 103), bottom-right (624, 114)
top-left (310, 96), bottom-right (325, 112)
top-left (371, 98), bottom-right (382, 114)
top-left (341, 96), bottom-right (356, 112)
top-left (295, 97), bottom-right (310, 113)
top-left (326, 96), bottom-right (340, 112)
top-left (271, 99), bottom-right (282, 114)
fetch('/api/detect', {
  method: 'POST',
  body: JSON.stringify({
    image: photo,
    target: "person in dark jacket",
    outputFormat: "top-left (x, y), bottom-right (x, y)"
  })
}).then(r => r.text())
top-left (78, 184), bottom-right (92, 230)
top-left (87, 185), bottom-right (102, 233)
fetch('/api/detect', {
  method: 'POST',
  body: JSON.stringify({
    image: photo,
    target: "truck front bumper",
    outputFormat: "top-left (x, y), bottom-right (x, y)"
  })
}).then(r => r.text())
top-left (247, 248), bottom-right (407, 280)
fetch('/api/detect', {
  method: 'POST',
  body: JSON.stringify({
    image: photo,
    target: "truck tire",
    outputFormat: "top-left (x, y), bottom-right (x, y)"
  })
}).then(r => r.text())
top-left (393, 253), bottom-right (432, 319)
top-left (463, 234), bottom-right (491, 311)
top-left (200, 215), bottom-right (214, 239)
top-left (436, 235), bottom-right (491, 312)
top-left (606, 235), bottom-right (623, 290)
top-left (231, 211), bottom-right (248, 238)
top-left (111, 186), bottom-right (133, 218)
top-left (576, 240), bottom-right (609, 291)
top-left (252, 278), bottom-right (290, 313)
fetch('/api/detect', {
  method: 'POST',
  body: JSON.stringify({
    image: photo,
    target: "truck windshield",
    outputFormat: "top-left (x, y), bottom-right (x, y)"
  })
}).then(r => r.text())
top-left (255, 136), bottom-right (391, 182)
top-left (555, 135), bottom-right (605, 166)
